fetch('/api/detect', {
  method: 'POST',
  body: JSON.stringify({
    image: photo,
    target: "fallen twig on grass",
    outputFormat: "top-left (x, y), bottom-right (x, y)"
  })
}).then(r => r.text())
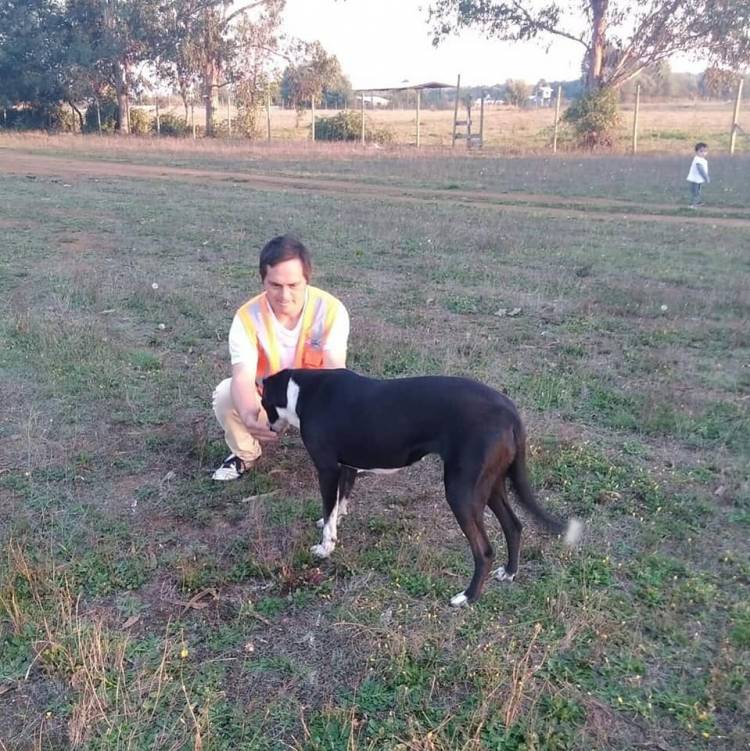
top-left (240, 490), bottom-right (280, 503)
top-left (162, 588), bottom-right (218, 616)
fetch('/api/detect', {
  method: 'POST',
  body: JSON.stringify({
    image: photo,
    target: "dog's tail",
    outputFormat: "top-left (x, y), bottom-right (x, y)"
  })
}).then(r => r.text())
top-left (508, 433), bottom-right (582, 546)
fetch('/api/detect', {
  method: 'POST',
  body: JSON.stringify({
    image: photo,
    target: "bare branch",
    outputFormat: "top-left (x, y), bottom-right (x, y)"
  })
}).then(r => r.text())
top-left (225, 1), bottom-right (273, 25)
top-left (510, 0), bottom-right (589, 49)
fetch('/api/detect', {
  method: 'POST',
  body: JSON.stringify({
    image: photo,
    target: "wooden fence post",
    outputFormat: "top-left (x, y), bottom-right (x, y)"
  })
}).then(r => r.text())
top-left (632, 82), bottom-right (641, 155)
top-left (730, 78), bottom-right (744, 155)
top-left (479, 93), bottom-right (484, 148)
top-left (552, 85), bottom-right (562, 153)
top-left (266, 90), bottom-right (272, 142)
top-left (452, 74), bottom-right (461, 147)
top-left (416, 88), bottom-right (421, 148)
top-left (191, 103), bottom-right (195, 139)
top-left (311, 96), bottom-right (316, 141)
top-left (361, 92), bottom-right (366, 145)
top-left (155, 100), bottom-right (160, 135)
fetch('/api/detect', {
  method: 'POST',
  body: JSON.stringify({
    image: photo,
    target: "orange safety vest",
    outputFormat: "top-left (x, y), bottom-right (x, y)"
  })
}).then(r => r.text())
top-left (236, 286), bottom-right (343, 388)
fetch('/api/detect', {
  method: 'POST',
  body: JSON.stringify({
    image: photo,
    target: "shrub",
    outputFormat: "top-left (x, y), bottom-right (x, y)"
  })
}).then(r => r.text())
top-left (563, 87), bottom-right (620, 148)
top-left (315, 111), bottom-right (361, 141)
top-left (371, 126), bottom-right (395, 145)
top-left (213, 118), bottom-right (246, 137)
top-left (1, 105), bottom-right (73, 131)
top-left (128, 108), bottom-right (152, 135)
top-left (314, 110), bottom-right (394, 145)
top-left (152, 112), bottom-right (190, 137)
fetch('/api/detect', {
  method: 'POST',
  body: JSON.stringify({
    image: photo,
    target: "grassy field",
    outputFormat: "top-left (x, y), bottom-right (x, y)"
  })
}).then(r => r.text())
top-left (0, 138), bottom-right (749, 750)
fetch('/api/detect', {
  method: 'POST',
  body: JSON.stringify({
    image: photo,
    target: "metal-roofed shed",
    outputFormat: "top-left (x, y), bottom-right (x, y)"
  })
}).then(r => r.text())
top-left (353, 80), bottom-right (456, 147)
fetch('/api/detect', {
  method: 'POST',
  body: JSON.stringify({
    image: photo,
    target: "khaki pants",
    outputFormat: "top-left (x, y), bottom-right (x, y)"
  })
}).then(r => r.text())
top-left (212, 378), bottom-right (266, 463)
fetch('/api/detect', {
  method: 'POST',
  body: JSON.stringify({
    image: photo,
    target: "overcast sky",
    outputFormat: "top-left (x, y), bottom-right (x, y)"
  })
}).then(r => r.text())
top-left (280, 0), bottom-right (703, 89)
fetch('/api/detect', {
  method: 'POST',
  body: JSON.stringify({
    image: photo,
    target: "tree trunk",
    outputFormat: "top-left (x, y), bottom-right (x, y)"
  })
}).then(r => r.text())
top-left (203, 57), bottom-right (219, 136)
top-left (586, 0), bottom-right (609, 91)
top-left (202, 8), bottom-right (220, 137)
top-left (113, 60), bottom-right (130, 134)
top-left (68, 101), bottom-right (84, 132)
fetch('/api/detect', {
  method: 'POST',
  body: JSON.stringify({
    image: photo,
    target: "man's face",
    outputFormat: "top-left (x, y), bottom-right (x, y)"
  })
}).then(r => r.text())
top-left (263, 258), bottom-right (307, 318)
top-left (697, 147), bottom-right (708, 157)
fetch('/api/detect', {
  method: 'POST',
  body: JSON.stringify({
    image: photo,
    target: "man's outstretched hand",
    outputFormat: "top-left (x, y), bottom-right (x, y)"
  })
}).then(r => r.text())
top-left (241, 413), bottom-right (279, 442)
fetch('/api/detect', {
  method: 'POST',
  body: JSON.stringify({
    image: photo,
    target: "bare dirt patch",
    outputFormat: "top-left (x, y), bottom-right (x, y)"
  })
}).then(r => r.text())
top-left (3, 150), bottom-right (750, 229)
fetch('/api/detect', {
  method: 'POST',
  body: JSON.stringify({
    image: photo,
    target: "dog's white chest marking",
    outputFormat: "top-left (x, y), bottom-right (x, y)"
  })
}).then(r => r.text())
top-left (277, 378), bottom-right (300, 429)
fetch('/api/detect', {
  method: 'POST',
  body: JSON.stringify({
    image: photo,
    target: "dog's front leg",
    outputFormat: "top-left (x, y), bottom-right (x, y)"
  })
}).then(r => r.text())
top-left (311, 466), bottom-right (341, 559)
top-left (316, 465), bottom-right (357, 529)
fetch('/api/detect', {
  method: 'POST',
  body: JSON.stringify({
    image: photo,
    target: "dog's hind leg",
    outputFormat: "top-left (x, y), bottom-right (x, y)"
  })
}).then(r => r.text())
top-left (487, 477), bottom-right (522, 582)
top-left (444, 466), bottom-right (495, 607)
top-left (317, 465), bottom-right (357, 528)
top-left (311, 466), bottom-right (342, 559)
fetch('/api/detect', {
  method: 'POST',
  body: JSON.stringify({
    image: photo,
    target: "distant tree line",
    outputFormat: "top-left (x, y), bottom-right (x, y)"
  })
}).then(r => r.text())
top-left (365, 66), bottom-right (748, 112)
top-left (0, 0), bottom-right (352, 136)
top-left (618, 64), bottom-right (750, 101)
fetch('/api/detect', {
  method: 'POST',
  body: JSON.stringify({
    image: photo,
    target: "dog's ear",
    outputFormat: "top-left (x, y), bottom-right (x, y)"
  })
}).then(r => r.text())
top-left (262, 369), bottom-right (291, 405)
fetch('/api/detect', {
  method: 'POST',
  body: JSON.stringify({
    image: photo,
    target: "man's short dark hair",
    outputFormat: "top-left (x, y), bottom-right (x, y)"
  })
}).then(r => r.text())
top-left (695, 142), bottom-right (708, 152)
top-left (259, 235), bottom-right (312, 281)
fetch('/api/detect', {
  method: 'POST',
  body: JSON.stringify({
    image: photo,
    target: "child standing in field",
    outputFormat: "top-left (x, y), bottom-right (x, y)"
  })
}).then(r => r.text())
top-left (686, 142), bottom-right (709, 207)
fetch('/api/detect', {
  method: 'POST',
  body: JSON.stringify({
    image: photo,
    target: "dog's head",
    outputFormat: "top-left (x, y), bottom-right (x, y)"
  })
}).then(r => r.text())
top-left (261, 369), bottom-right (301, 432)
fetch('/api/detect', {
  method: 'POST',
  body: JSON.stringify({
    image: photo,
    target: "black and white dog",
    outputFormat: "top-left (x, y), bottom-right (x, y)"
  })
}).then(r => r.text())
top-left (261, 368), bottom-right (581, 607)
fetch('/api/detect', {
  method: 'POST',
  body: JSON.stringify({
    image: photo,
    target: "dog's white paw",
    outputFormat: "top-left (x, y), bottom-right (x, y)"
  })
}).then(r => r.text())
top-left (316, 517), bottom-right (324, 529)
top-left (311, 543), bottom-right (333, 559)
top-left (450, 591), bottom-right (469, 608)
top-left (492, 566), bottom-right (516, 582)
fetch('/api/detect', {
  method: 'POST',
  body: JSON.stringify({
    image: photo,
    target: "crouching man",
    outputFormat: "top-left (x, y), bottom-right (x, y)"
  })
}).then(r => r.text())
top-left (211, 234), bottom-right (349, 480)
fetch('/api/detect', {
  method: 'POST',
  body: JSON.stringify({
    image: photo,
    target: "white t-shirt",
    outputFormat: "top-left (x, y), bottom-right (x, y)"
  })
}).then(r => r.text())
top-left (687, 155), bottom-right (709, 184)
top-left (228, 291), bottom-right (350, 371)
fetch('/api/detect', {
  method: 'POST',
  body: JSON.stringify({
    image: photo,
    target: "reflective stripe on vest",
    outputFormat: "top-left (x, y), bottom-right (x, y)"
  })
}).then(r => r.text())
top-left (236, 286), bottom-right (341, 388)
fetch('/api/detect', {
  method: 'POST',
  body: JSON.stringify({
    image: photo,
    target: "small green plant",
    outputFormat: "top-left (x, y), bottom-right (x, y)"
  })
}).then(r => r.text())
top-left (730, 606), bottom-right (750, 648)
top-left (152, 112), bottom-right (190, 137)
top-left (314, 110), bottom-right (394, 144)
top-left (1, 104), bottom-right (74, 131)
top-left (564, 88), bottom-right (620, 148)
top-left (128, 107), bottom-right (152, 135)
top-left (128, 350), bottom-right (161, 372)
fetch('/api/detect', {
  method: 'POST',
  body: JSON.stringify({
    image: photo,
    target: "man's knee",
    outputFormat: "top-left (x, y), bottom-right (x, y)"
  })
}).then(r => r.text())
top-left (212, 378), bottom-right (234, 420)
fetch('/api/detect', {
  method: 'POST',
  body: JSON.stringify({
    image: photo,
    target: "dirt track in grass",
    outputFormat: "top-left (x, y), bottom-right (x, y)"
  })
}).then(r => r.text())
top-left (3, 150), bottom-right (750, 229)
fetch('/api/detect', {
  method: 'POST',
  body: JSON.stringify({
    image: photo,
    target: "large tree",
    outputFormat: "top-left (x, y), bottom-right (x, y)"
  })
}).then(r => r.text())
top-left (699, 0), bottom-right (750, 73)
top-left (65, 0), bottom-right (166, 133)
top-left (163, 0), bottom-right (284, 136)
top-left (280, 41), bottom-right (349, 110)
top-left (0, 0), bottom-right (69, 110)
top-left (429, 1), bottom-right (750, 93)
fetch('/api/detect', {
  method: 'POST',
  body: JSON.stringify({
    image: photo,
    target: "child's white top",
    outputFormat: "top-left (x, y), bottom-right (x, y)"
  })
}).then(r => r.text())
top-left (687, 155), bottom-right (708, 183)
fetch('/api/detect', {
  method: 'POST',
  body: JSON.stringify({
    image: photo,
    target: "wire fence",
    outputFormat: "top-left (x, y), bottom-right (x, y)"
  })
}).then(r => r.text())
top-left (134, 96), bottom-right (746, 155)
